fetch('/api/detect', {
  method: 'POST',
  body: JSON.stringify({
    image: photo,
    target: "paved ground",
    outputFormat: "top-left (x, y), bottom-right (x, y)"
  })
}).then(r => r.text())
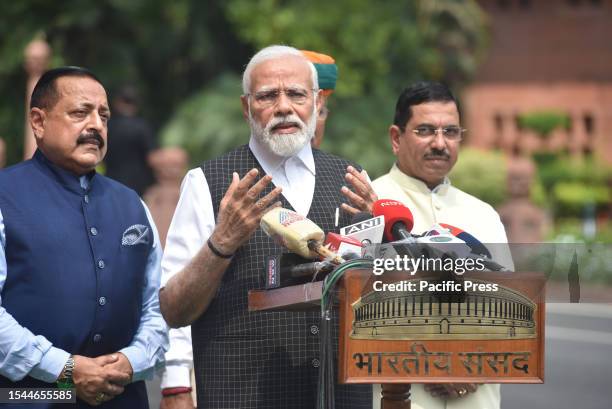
top-left (501, 303), bottom-right (612, 409)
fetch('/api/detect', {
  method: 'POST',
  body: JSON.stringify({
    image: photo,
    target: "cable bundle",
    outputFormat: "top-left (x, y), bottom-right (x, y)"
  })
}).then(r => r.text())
top-left (317, 259), bottom-right (374, 409)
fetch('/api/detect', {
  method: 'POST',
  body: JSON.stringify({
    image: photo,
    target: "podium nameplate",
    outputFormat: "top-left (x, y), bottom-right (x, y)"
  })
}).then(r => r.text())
top-left (338, 269), bottom-right (545, 384)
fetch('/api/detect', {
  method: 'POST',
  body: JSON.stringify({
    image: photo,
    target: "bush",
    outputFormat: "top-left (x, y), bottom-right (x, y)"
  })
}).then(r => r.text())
top-left (518, 110), bottom-right (571, 137)
top-left (553, 182), bottom-right (610, 217)
top-left (449, 148), bottom-right (507, 206)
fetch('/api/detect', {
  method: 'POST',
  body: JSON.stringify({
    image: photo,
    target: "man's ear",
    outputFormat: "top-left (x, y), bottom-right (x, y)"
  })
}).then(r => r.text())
top-left (389, 124), bottom-right (403, 156)
top-left (315, 90), bottom-right (324, 114)
top-left (30, 107), bottom-right (46, 143)
top-left (240, 95), bottom-right (249, 121)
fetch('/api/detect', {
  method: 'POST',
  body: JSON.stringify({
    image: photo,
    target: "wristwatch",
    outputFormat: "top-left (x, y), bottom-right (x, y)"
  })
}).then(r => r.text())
top-left (56, 355), bottom-right (75, 389)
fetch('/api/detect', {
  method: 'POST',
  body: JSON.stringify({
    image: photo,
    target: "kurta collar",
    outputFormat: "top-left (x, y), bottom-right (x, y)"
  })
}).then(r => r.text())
top-left (32, 149), bottom-right (96, 194)
top-left (388, 163), bottom-right (450, 195)
top-left (248, 136), bottom-right (316, 176)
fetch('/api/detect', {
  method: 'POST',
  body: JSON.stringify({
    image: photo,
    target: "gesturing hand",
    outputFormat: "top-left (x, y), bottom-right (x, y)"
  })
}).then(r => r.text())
top-left (210, 169), bottom-right (282, 255)
top-left (72, 354), bottom-right (131, 406)
top-left (340, 166), bottom-right (378, 215)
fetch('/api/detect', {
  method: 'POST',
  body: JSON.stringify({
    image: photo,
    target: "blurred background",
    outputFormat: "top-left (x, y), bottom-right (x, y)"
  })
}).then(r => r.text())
top-left (1, 0), bottom-right (611, 247)
top-left (1, 1), bottom-right (611, 408)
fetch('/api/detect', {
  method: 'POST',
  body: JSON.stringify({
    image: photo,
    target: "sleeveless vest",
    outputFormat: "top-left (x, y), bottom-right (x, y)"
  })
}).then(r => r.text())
top-left (192, 145), bottom-right (371, 408)
top-left (0, 150), bottom-right (152, 409)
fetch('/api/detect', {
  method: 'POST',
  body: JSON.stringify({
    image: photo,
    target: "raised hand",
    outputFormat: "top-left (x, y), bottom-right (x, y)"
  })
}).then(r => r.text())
top-left (340, 166), bottom-right (378, 215)
top-left (210, 169), bottom-right (282, 255)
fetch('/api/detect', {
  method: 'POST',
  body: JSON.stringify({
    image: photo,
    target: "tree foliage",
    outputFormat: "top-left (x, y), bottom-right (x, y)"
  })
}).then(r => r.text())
top-left (2, 0), bottom-right (488, 174)
top-left (160, 0), bottom-right (489, 175)
top-left (518, 110), bottom-right (571, 137)
top-left (0, 0), bottom-right (251, 164)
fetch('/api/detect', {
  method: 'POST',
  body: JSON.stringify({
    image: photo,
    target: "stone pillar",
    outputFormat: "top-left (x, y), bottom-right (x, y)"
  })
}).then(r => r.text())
top-left (23, 37), bottom-right (51, 160)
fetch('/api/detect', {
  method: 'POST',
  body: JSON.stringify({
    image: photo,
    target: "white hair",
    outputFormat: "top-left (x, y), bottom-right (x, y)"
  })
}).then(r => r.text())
top-left (242, 45), bottom-right (319, 95)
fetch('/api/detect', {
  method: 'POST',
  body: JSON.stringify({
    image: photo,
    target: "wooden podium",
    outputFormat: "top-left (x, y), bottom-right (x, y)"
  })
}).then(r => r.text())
top-left (249, 268), bottom-right (545, 408)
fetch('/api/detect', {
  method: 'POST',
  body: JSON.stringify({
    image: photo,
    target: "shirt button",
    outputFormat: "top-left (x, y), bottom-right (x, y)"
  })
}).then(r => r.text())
top-left (97, 259), bottom-right (105, 269)
top-left (98, 296), bottom-right (106, 306)
top-left (84, 195), bottom-right (89, 204)
top-left (312, 358), bottom-right (320, 368)
top-left (310, 325), bottom-right (319, 335)
top-left (93, 334), bottom-right (102, 343)
top-left (90, 227), bottom-right (98, 236)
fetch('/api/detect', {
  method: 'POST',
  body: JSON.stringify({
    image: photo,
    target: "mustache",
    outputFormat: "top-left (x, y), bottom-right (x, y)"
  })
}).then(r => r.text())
top-left (424, 148), bottom-right (450, 160)
top-left (267, 115), bottom-right (304, 132)
top-left (77, 131), bottom-right (105, 149)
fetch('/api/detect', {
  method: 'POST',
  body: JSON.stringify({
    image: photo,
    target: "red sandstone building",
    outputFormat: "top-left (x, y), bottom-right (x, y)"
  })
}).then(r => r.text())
top-left (464, 0), bottom-right (612, 165)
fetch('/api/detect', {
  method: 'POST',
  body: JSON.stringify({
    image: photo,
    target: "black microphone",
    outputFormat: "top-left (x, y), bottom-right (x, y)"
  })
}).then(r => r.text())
top-left (265, 253), bottom-right (334, 289)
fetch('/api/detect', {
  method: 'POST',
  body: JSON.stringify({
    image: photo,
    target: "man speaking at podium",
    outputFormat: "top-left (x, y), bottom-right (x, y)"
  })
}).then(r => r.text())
top-left (370, 81), bottom-right (512, 409)
top-left (159, 45), bottom-right (373, 408)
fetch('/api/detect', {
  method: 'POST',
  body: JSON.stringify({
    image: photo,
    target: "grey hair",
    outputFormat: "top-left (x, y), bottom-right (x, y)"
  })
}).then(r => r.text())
top-left (242, 45), bottom-right (319, 95)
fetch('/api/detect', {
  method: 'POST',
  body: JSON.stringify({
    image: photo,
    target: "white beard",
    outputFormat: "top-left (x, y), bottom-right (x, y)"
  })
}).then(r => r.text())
top-left (249, 106), bottom-right (317, 157)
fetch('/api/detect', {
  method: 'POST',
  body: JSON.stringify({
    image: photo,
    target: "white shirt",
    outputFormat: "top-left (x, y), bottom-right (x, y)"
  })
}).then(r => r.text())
top-left (160, 136), bottom-right (316, 388)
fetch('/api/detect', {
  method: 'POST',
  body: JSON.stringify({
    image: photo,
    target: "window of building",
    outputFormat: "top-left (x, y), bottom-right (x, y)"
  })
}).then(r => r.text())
top-left (584, 114), bottom-right (594, 135)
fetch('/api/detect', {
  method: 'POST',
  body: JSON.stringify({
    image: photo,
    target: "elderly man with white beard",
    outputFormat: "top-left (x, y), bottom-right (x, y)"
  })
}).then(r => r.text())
top-left (159, 45), bottom-right (375, 409)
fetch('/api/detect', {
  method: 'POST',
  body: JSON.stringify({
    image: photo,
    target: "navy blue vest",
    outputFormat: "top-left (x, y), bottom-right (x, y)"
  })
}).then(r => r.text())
top-left (0, 150), bottom-right (152, 408)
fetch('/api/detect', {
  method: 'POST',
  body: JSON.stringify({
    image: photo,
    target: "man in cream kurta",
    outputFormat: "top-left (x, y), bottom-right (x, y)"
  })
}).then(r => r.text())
top-left (368, 81), bottom-right (512, 409)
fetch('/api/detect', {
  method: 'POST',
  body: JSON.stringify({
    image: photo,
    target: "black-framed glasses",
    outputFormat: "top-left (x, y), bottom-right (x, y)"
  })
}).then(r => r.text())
top-left (412, 125), bottom-right (466, 141)
top-left (247, 87), bottom-right (316, 107)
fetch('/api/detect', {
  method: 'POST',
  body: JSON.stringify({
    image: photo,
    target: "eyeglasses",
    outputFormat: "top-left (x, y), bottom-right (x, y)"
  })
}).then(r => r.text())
top-left (247, 87), bottom-right (316, 107)
top-left (411, 125), bottom-right (466, 141)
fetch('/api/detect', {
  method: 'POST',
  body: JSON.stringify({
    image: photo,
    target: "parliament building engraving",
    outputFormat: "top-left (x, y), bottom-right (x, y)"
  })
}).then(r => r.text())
top-left (351, 279), bottom-right (536, 340)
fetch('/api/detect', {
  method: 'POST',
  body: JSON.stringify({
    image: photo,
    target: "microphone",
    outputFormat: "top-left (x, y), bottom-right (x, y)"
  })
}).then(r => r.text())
top-left (426, 223), bottom-right (508, 272)
top-left (439, 223), bottom-right (492, 259)
top-left (340, 212), bottom-right (385, 245)
top-left (324, 233), bottom-right (364, 260)
top-left (265, 253), bottom-right (334, 289)
top-left (371, 199), bottom-right (415, 242)
top-left (260, 207), bottom-right (345, 264)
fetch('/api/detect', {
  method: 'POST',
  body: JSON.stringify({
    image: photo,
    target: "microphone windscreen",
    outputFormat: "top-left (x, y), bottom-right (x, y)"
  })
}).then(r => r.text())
top-left (260, 208), bottom-right (325, 258)
top-left (439, 223), bottom-right (492, 258)
top-left (372, 199), bottom-right (414, 240)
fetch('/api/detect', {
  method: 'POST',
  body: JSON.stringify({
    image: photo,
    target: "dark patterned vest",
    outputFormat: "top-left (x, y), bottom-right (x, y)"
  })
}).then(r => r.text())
top-left (192, 145), bottom-right (371, 409)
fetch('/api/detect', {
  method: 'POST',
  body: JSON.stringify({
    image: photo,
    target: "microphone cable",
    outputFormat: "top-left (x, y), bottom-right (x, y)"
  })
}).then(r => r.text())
top-left (317, 258), bottom-right (374, 409)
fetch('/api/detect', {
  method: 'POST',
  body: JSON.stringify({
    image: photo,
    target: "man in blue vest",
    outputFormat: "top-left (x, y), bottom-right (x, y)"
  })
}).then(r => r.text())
top-left (0, 67), bottom-right (168, 408)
